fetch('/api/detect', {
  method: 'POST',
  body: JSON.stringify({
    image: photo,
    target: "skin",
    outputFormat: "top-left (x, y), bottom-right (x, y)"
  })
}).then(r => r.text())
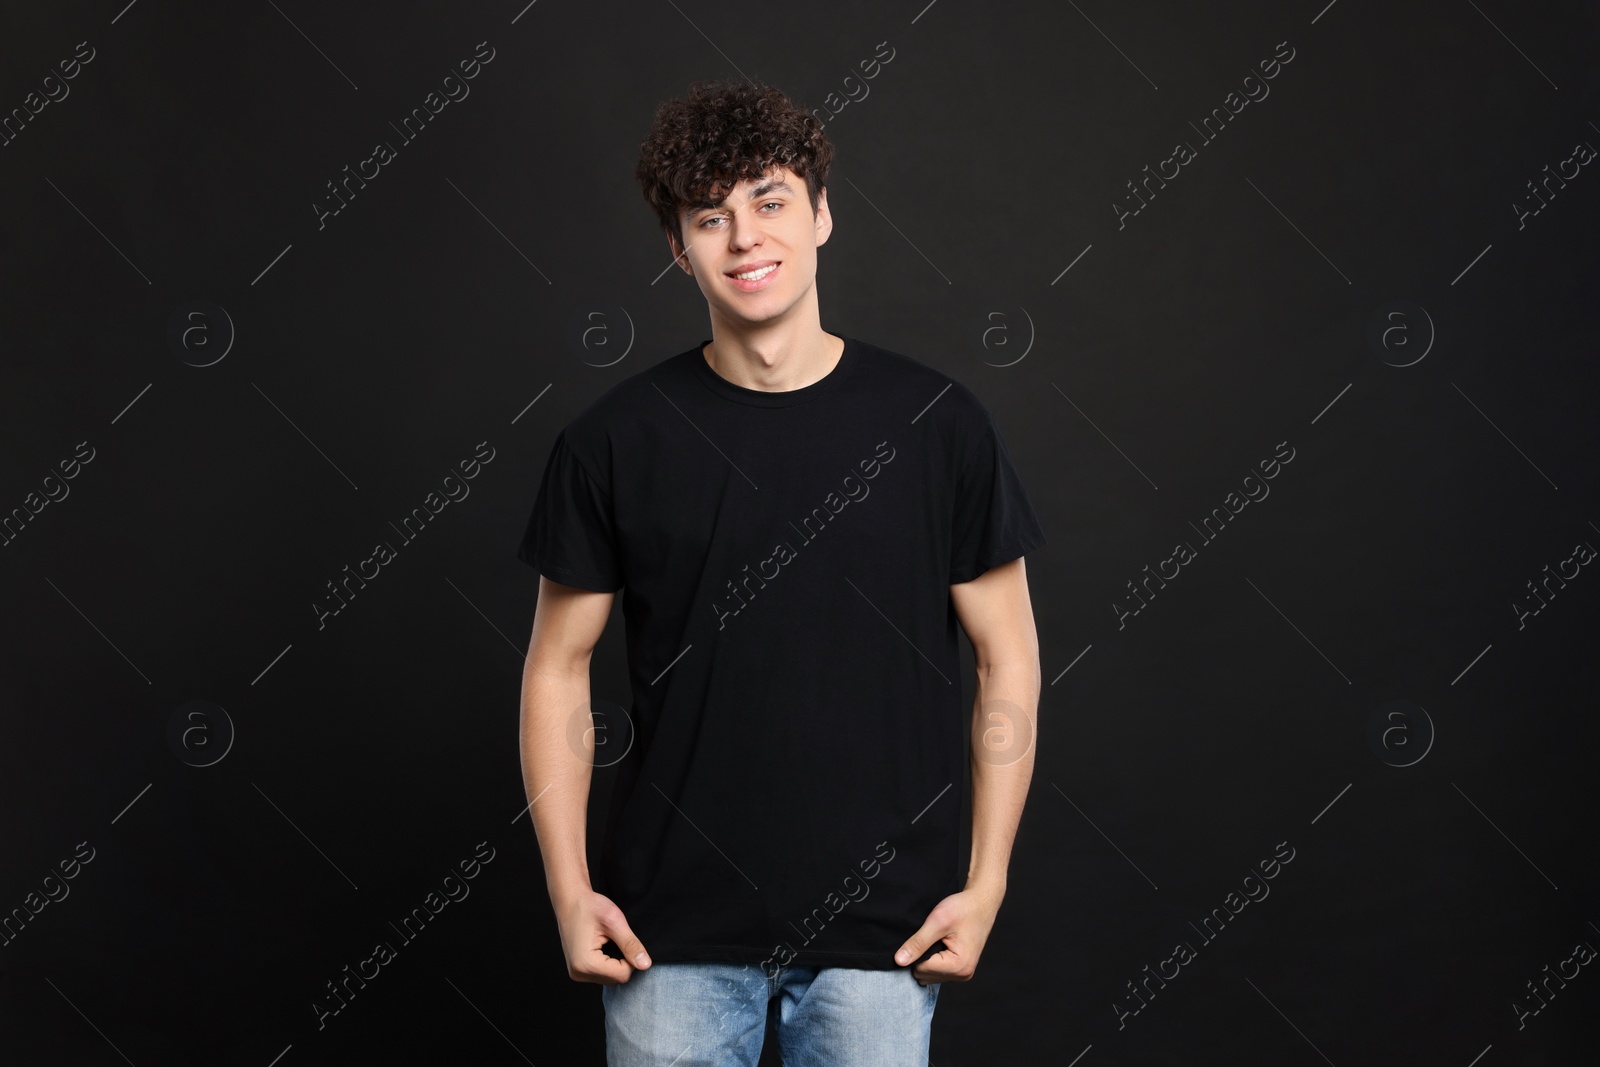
top-left (669, 163), bottom-right (844, 393)
top-left (520, 164), bottom-right (1041, 989)
top-left (896, 556), bottom-right (1040, 987)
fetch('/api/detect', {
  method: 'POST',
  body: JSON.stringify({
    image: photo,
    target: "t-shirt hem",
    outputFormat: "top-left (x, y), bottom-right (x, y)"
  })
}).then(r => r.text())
top-left (526, 557), bottom-right (621, 593)
top-left (631, 942), bottom-right (913, 971)
top-left (949, 531), bottom-right (1048, 585)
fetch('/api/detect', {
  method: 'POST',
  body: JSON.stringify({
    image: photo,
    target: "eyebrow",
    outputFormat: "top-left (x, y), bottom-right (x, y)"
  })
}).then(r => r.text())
top-left (686, 179), bottom-right (795, 218)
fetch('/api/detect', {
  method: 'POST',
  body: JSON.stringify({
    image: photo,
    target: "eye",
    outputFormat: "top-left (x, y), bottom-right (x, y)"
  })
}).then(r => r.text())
top-left (698, 201), bottom-right (784, 228)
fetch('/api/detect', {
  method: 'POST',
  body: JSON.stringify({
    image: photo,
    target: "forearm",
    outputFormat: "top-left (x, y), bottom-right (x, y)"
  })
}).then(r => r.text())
top-left (966, 658), bottom-right (1039, 895)
top-left (519, 655), bottom-right (595, 910)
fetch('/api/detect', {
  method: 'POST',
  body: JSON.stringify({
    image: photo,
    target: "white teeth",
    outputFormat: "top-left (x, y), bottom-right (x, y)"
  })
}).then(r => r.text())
top-left (732, 264), bottom-right (776, 281)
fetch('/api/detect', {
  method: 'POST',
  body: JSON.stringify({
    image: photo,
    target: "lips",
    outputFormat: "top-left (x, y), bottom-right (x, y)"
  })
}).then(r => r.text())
top-left (725, 260), bottom-right (780, 292)
top-left (726, 260), bottom-right (779, 276)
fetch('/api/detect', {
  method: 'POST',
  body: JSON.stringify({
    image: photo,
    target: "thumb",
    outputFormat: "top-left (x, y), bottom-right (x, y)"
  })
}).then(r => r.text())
top-left (894, 917), bottom-right (944, 967)
top-left (602, 909), bottom-right (652, 971)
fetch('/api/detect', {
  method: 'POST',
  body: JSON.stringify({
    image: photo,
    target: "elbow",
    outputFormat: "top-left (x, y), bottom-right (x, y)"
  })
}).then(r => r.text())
top-left (973, 639), bottom-right (1041, 679)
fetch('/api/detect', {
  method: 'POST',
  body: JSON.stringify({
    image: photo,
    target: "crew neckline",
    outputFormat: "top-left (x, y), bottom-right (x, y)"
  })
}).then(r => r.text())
top-left (690, 333), bottom-right (859, 408)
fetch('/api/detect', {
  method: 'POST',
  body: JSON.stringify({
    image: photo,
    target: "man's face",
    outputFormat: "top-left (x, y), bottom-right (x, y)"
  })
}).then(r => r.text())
top-left (671, 165), bottom-right (832, 329)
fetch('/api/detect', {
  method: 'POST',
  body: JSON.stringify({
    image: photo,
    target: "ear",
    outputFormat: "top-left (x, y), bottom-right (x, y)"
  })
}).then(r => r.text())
top-left (814, 186), bottom-right (834, 247)
top-left (667, 227), bottom-right (694, 276)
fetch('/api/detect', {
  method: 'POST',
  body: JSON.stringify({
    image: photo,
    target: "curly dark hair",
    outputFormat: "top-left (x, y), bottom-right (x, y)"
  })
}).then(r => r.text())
top-left (635, 79), bottom-right (835, 251)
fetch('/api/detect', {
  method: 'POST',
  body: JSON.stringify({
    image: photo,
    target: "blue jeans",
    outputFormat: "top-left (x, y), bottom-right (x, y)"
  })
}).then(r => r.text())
top-left (601, 960), bottom-right (940, 1066)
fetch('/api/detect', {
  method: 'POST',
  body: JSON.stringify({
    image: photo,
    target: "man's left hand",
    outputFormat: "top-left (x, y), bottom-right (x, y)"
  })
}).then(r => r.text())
top-left (893, 882), bottom-right (1005, 986)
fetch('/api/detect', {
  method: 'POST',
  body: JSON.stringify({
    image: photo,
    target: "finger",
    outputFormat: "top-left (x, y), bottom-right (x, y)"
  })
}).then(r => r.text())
top-left (581, 944), bottom-right (635, 985)
top-left (895, 924), bottom-right (939, 966)
top-left (918, 946), bottom-right (971, 984)
top-left (602, 911), bottom-right (652, 971)
top-left (897, 924), bottom-right (953, 967)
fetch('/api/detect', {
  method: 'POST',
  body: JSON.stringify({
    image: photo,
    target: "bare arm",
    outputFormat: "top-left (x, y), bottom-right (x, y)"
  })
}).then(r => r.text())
top-left (521, 576), bottom-right (652, 982)
top-left (520, 575), bottom-right (613, 908)
top-left (895, 557), bottom-right (1041, 980)
top-left (949, 556), bottom-right (1041, 896)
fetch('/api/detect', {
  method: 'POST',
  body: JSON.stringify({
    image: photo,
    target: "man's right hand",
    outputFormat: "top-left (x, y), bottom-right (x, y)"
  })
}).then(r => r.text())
top-left (556, 889), bottom-right (652, 985)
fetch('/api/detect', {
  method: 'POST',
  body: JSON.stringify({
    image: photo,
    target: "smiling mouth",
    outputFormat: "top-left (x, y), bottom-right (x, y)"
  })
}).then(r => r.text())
top-left (726, 262), bottom-right (780, 291)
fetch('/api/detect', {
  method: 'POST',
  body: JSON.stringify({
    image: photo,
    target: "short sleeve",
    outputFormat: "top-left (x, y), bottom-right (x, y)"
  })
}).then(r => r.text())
top-left (516, 430), bottom-right (624, 592)
top-left (949, 412), bottom-right (1047, 585)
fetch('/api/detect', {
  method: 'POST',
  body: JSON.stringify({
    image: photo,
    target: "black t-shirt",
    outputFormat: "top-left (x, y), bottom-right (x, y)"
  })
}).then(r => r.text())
top-left (516, 333), bottom-right (1046, 971)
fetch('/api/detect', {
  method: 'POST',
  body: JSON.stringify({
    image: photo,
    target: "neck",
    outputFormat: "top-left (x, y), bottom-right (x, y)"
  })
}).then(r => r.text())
top-left (702, 323), bottom-right (843, 393)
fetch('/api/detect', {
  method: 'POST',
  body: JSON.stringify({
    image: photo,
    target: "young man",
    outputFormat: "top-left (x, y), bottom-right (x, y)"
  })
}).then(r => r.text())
top-left (517, 79), bottom-right (1046, 1065)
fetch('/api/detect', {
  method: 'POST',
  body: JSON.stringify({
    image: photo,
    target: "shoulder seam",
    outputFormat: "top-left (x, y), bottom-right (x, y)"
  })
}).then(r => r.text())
top-left (556, 428), bottom-right (612, 500)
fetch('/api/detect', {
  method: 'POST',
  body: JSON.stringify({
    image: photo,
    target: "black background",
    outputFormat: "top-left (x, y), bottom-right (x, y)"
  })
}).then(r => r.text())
top-left (2, 1), bottom-right (1597, 1064)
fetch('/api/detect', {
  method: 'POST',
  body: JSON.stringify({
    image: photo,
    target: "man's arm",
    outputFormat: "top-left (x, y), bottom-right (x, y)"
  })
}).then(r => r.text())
top-left (521, 576), bottom-right (653, 983)
top-left (520, 575), bottom-right (613, 910)
top-left (949, 556), bottom-right (1041, 896)
top-left (894, 556), bottom-right (1040, 980)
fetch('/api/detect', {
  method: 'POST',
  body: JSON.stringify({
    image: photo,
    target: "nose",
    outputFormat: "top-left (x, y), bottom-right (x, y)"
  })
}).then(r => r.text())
top-left (726, 201), bottom-right (763, 249)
